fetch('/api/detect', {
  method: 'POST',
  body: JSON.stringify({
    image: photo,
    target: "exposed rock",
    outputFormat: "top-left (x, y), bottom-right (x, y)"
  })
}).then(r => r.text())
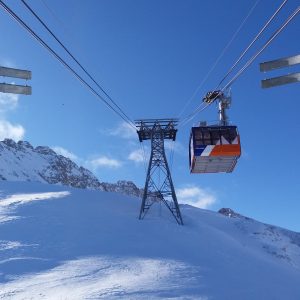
top-left (102, 180), bottom-right (143, 198)
top-left (0, 139), bottom-right (142, 197)
top-left (0, 139), bottom-right (103, 191)
top-left (218, 208), bottom-right (251, 220)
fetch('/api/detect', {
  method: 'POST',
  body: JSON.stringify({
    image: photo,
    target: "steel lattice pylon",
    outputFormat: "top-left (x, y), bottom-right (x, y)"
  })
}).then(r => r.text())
top-left (135, 119), bottom-right (183, 225)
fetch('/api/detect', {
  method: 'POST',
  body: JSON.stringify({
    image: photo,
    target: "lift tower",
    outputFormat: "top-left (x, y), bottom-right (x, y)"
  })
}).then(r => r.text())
top-left (135, 119), bottom-right (183, 225)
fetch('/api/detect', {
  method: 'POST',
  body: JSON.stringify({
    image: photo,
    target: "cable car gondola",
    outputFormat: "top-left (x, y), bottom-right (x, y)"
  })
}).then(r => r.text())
top-left (189, 90), bottom-right (241, 173)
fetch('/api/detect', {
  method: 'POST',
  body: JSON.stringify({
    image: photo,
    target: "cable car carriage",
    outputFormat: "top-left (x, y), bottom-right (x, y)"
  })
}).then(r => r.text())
top-left (189, 90), bottom-right (241, 173)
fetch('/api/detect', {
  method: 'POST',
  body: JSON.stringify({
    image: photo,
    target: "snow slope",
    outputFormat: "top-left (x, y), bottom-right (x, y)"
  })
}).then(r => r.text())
top-left (0, 181), bottom-right (300, 299)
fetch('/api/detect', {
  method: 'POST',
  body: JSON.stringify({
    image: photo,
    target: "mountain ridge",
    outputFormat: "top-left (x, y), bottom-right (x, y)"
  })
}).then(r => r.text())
top-left (0, 139), bottom-right (143, 197)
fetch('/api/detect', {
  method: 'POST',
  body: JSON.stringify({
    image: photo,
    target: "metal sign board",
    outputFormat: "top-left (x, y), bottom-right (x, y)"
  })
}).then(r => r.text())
top-left (260, 54), bottom-right (300, 72)
top-left (261, 72), bottom-right (300, 89)
top-left (0, 83), bottom-right (32, 95)
top-left (0, 66), bottom-right (31, 80)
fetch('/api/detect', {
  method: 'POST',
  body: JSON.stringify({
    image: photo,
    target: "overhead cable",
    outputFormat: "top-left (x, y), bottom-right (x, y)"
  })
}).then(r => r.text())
top-left (40, 0), bottom-right (66, 30)
top-left (222, 6), bottom-right (300, 90)
top-left (217, 0), bottom-right (289, 88)
top-left (178, 102), bottom-right (209, 127)
top-left (139, 142), bottom-right (147, 174)
top-left (21, 0), bottom-right (135, 127)
top-left (0, 0), bottom-right (135, 129)
top-left (180, 5), bottom-right (299, 127)
top-left (177, 0), bottom-right (261, 119)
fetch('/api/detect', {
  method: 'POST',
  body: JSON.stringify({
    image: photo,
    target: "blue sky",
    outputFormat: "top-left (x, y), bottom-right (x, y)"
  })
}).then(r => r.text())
top-left (0, 0), bottom-right (299, 231)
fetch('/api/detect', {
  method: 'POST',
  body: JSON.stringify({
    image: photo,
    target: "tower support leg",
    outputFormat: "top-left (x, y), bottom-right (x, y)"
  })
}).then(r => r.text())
top-left (139, 127), bottom-right (183, 225)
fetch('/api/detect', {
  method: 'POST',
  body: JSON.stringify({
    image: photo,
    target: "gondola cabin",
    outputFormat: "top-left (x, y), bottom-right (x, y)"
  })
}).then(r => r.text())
top-left (189, 125), bottom-right (241, 173)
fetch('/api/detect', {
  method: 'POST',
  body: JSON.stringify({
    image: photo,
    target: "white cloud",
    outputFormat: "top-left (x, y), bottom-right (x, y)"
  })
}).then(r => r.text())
top-left (177, 185), bottom-right (216, 209)
top-left (0, 85), bottom-right (24, 142)
top-left (89, 156), bottom-right (122, 169)
top-left (107, 122), bottom-right (137, 139)
top-left (52, 146), bottom-right (78, 161)
top-left (0, 63), bottom-right (26, 140)
top-left (128, 149), bottom-right (145, 163)
top-left (0, 119), bottom-right (25, 141)
top-left (164, 140), bottom-right (185, 155)
top-left (0, 92), bottom-right (19, 112)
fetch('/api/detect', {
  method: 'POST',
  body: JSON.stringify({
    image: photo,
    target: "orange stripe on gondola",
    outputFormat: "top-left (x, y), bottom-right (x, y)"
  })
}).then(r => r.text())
top-left (210, 144), bottom-right (241, 156)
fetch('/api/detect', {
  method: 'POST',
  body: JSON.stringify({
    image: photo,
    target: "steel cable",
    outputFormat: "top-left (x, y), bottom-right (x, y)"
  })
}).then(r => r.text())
top-left (0, 0), bottom-right (136, 130)
top-left (21, 0), bottom-right (135, 128)
top-left (177, 0), bottom-right (261, 119)
top-left (222, 6), bottom-right (300, 90)
top-left (217, 0), bottom-right (289, 88)
top-left (179, 4), bottom-right (299, 127)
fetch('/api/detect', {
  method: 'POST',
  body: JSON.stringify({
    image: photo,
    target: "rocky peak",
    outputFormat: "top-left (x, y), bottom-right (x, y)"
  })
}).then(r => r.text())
top-left (35, 146), bottom-right (57, 156)
top-left (101, 180), bottom-right (143, 198)
top-left (2, 139), bottom-right (34, 152)
top-left (17, 140), bottom-right (34, 150)
top-left (218, 208), bottom-right (251, 220)
top-left (0, 139), bottom-right (142, 198)
top-left (3, 138), bottom-right (18, 149)
top-left (0, 139), bottom-right (103, 190)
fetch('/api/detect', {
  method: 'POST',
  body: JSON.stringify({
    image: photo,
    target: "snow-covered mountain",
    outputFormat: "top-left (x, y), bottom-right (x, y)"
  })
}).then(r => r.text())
top-left (0, 181), bottom-right (299, 299)
top-left (0, 139), bottom-right (142, 197)
top-left (0, 139), bottom-right (102, 189)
